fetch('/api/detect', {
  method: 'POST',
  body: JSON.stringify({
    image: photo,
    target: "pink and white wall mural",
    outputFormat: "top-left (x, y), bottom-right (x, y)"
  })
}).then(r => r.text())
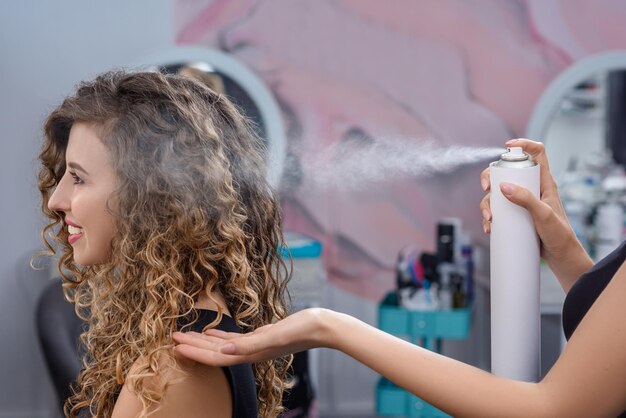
top-left (174, 0), bottom-right (626, 300)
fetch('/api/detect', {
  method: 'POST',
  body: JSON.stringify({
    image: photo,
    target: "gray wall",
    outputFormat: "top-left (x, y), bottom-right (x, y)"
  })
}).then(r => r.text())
top-left (0, 2), bottom-right (172, 416)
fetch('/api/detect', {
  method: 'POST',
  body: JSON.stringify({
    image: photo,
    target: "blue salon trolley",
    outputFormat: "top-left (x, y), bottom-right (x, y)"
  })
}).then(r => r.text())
top-left (376, 292), bottom-right (472, 417)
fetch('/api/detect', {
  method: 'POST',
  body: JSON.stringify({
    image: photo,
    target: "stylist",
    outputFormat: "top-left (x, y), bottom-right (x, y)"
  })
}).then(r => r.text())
top-left (174, 139), bottom-right (626, 418)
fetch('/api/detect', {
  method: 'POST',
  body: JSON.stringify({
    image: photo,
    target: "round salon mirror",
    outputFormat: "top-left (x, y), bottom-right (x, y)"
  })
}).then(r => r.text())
top-left (134, 46), bottom-right (286, 189)
top-left (526, 51), bottom-right (626, 183)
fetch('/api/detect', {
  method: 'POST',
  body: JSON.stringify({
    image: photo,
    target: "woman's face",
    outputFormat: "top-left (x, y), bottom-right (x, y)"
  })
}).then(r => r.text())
top-left (48, 122), bottom-right (117, 266)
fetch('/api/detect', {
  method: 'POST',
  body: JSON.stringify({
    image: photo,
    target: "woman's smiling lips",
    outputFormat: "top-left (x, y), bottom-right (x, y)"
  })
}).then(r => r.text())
top-left (66, 218), bottom-right (84, 245)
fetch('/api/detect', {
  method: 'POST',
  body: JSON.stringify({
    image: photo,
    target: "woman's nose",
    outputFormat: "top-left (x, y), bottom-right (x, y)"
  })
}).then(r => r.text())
top-left (48, 177), bottom-right (70, 213)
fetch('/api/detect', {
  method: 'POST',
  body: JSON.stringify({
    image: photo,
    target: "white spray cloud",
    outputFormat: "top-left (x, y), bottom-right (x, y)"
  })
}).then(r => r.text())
top-left (299, 137), bottom-right (503, 192)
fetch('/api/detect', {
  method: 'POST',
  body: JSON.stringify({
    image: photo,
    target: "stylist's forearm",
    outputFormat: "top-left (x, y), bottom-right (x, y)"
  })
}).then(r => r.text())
top-left (322, 310), bottom-right (549, 418)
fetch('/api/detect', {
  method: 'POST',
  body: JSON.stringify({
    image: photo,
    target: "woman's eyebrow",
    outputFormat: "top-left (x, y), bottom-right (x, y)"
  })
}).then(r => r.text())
top-left (68, 161), bottom-right (89, 175)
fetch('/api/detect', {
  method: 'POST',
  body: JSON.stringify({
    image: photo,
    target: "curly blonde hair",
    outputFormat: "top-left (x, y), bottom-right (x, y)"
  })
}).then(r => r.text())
top-left (37, 71), bottom-right (292, 417)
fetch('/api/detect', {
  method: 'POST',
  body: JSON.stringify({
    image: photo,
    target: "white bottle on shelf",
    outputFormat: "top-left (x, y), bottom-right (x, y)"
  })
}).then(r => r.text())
top-left (594, 171), bottom-right (626, 261)
top-left (438, 262), bottom-right (454, 310)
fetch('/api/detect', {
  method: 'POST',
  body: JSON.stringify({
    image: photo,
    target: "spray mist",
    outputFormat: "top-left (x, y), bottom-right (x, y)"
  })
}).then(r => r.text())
top-left (489, 147), bottom-right (540, 382)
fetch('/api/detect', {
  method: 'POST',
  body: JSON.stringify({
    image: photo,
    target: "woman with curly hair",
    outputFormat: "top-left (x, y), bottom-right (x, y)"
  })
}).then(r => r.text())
top-left (38, 70), bottom-right (291, 417)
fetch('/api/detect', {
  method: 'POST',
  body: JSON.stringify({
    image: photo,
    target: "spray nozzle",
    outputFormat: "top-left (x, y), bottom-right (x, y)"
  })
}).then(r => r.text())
top-left (501, 147), bottom-right (529, 162)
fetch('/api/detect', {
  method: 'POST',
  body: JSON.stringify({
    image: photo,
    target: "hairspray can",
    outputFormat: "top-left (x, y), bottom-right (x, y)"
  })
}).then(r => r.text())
top-left (490, 147), bottom-right (540, 382)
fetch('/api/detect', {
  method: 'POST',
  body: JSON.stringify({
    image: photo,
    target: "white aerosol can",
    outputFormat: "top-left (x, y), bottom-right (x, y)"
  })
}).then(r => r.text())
top-left (489, 147), bottom-right (541, 382)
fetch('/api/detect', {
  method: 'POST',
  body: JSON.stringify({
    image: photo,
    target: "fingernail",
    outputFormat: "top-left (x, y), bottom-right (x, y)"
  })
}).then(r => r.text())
top-left (481, 178), bottom-right (488, 191)
top-left (221, 343), bottom-right (236, 354)
top-left (483, 224), bottom-right (487, 234)
top-left (482, 209), bottom-right (491, 221)
top-left (500, 183), bottom-right (515, 195)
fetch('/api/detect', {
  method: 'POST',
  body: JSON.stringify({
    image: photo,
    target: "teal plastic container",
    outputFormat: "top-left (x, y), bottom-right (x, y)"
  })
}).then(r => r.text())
top-left (376, 379), bottom-right (451, 418)
top-left (378, 292), bottom-right (471, 344)
top-left (376, 378), bottom-right (407, 416)
top-left (281, 231), bottom-right (323, 259)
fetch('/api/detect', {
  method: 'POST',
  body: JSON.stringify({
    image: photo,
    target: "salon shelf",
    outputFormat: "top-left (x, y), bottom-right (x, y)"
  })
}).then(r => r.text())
top-left (375, 292), bottom-right (471, 417)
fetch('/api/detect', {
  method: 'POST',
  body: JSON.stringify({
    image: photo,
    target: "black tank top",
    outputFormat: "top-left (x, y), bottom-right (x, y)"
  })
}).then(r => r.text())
top-left (179, 309), bottom-right (258, 418)
top-left (562, 241), bottom-right (626, 418)
top-left (562, 241), bottom-right (626, 339)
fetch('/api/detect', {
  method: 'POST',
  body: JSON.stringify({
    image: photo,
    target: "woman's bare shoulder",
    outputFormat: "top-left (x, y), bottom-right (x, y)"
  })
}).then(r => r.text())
top-left (112, 351), bottom-right (232, 418)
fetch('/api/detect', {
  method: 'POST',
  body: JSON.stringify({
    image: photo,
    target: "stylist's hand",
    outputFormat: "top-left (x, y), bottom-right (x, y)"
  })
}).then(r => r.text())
top-left (172, 308), bottom-right (334, 366)
top-left (480, 138), bottom-right (592, 291)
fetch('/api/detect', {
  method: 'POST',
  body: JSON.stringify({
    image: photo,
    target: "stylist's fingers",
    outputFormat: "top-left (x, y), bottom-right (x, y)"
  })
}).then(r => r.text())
top-left (175, 329), bottom-right (278, 354)
top-left (218, 331), bottom-right (279, 357)
top-left (173, 331), bottom-right (273, 364)
top-left (505, 138), bottom-right (548, 167)
top-left (500, 183), bottom-right (553, 223)
top-left (505, 139), bottom-right (556, 193)
top-left (203, 329), bottom-right (244, 340)
top-left (480, 167), bottom-right (491, 192)
top-left (479, 194), bottom-right (491, 234)
top-left (479, 194), bottom-right (491, 220)
top-left (480, 166), bottom-right (491, 234)
top-left (204, 323), bottom-right (273, 339)
top-left (173, 331), bottom-right (224, 349)
top-left (172, 331), bottom-right (245, 366)
top-left (174, 343), bottom-right (251, 366)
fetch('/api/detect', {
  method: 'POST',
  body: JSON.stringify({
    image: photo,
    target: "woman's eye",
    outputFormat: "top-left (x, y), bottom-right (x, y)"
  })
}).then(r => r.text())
top-left (69, 171), bottom-right (83, 185)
